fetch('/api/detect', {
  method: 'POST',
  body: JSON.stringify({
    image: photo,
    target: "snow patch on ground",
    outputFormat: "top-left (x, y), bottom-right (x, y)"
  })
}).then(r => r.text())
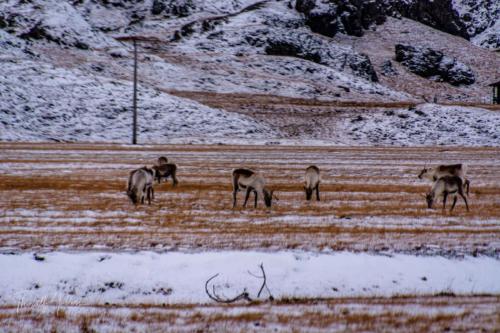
top-left (1, 251), bottom-right (499, 305)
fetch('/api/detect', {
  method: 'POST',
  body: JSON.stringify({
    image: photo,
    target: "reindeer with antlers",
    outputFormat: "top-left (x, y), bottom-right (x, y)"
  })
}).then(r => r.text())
top-left (232, 168), bottom-right (276, 208)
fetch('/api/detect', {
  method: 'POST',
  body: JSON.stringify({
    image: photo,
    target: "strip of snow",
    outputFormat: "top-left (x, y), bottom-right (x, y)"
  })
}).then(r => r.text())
top-left (0, 251), bottom-right (498, 305)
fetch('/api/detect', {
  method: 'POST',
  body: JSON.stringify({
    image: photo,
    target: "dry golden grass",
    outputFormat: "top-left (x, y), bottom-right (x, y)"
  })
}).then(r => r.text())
top-left (1, 296), bottom-right (498, 332)
top-left (0, 143), bottom-right (499, 255)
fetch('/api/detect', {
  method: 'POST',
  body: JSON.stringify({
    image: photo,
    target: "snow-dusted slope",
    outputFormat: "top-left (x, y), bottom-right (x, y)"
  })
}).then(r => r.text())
top-left (0, 58), bottom-right (274, 143)
top-left (337, 104), bottom-right (500, 146)
top-left (0, 0), bottom-right (499, 144)
top-left (453, 0), bottom-right (500, 49)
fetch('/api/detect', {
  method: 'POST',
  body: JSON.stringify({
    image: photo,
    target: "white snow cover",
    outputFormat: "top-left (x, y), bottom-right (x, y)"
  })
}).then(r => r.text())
top-left (337, 104), bottom-right (500, 146)
top-left (452, 0), bottom-right (500, 49)
top-left (0, 60), bottom-right (275, 142)
top-left (0, 0), bottom-right (118, 49)
top-left (1, 251), bottom-right (499, 305)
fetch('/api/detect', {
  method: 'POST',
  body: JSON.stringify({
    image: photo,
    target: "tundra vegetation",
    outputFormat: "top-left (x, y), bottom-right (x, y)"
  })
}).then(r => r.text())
top-left (0, 143), bottom-right (499, 332)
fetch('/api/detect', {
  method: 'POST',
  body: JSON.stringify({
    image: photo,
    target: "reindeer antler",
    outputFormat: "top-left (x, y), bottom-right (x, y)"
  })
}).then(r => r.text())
top-left (204, 274), bottom-right (252, 303)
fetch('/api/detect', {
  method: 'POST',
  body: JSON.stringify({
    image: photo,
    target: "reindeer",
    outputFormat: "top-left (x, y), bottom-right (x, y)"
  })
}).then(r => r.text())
top-left (127, 167), bottom-right (154, 205)
top-left (304, 165), bottom-right (320, 201)
top-left (155, 156), bottom-right (168, 166)
top-left (425, 176), bottom-right (469, 213)
top-left (152, 163), bottom-right (178, 186)
top-left (232, 168), bottom-right (276, 208)
top-left (418, 163), bottom-right (470, 195)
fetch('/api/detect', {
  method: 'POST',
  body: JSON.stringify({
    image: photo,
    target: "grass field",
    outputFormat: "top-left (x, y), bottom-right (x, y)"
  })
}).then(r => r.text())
top-left (1, 143), bottom-right (499, 255)
top-left (0, 143), bottom-right (499, 332)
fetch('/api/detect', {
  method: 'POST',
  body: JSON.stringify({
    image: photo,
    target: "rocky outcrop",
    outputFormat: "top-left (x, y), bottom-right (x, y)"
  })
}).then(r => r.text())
top-left (391, 0), bottom-right (468, 39)
top-left (151, 0), bottom-right (195, 17)
top-left (295, 0), bottom-right (468, 40)
top-left (395, 44), bottom-right (475, 86)
top-left (295, 0), bottom-right (388, 37)
top-left (380, 60), bottom-right (398, 76)
top-left (245, 30), bottom-right (378, 82)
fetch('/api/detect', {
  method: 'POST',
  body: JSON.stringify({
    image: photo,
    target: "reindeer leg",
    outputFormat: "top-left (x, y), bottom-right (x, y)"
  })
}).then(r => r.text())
top-left (316, 185), bottom-right (320, 201)
top-left (442, 192), bottom-right (448, 212)
top-left (459, 189), bottom-right (469, 212)
top-left (172, 170), bottom-right (178, 187)
top-left (465, 179), bottom-right (470, 196)
top-left (232, 190), bottom-right (237, 208)
top-left (254, 190), bottom-right (258, 208)
top-left (450, 196), bottom-right (457, 212)
top-left (243, 188), bottom-right (252, 208)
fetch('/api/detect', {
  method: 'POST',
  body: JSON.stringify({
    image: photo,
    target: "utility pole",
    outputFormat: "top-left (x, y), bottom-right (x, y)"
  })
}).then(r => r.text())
top-left (132, 38), bottom-right (138, 145)
top-left (115, 35), bottom-right (159, 144)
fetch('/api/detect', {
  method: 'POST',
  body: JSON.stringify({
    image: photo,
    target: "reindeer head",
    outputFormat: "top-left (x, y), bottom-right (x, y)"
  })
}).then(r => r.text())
top-left (304, 186), bottom-right (313, 200)
top-left (157, 156), bottom-right (168, 166)
top-left (127, 189), bottom-right (138, 205)
top-left (425, 192), bottom-right (434, 209)
top-left (263, 189), bottom-right (276, 208)
top-left (418, 168), bottom-right (428, 179)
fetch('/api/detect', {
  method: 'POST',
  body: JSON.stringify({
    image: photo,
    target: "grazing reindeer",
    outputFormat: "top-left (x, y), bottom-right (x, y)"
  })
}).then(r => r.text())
top-left (418, 163), bottom-right (470, 195)
top-left (426, 176), bottom-right (469, 212)
top-left (155, 156), bottom-right (168, 166)
top-left (232, 168), bottom-right (275, 208)
top-left (304, 165), bottom-right (320, 201)
top-left (152, 163), bottom-right (178, 186)
top-left (127, 167), bottom-right (154, 205)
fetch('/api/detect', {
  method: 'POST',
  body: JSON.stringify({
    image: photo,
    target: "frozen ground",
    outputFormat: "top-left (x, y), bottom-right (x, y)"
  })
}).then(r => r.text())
top-left (336, 104), bottom-right (500, 146)
top-left (1, 251), bottom-right (499, 305)
top-left (0, 143), bottom-right (499, 331)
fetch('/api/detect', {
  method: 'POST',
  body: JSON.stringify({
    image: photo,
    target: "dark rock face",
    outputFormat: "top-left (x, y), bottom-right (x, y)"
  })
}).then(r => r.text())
top-left (478, 33), bottom-right (500, 49)
top-left (18, 22), bottom-right (53, 41)
top-left (248, 30), bottom-right (378, 82)
top-left (295, 0), bottom-right (387, 37)
top-left (347, 53), bottom-right (378, 82)
top-left (392, 0), bottom-right (468, 39)
top-left (380, 60), bottom-right (398, 76)
top-left (151, 0), bottom-right (195, 17)
top-left (265, 40), bottom-right (322, 64)
top-left (151, 0), bottom-right (166, 15)
top-left (395, 44), bottom-right (475, 86)
top-left (295, 0), bottom-right (468, 40)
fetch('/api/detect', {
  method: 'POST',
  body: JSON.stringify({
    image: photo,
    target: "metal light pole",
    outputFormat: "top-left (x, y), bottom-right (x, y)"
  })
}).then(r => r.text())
top-left (132, 39), bottom-right (138, 145)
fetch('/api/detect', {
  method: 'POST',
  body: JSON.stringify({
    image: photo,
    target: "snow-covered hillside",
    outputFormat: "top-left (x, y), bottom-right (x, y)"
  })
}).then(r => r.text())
top-left (0, 58), bottom-right (274, 143)
top-left (337, 104), bottom-right (500, 146)
top-left (453, 0), bottom-right (500, 49)
top-left (0, 0), bottom-right (499, 144)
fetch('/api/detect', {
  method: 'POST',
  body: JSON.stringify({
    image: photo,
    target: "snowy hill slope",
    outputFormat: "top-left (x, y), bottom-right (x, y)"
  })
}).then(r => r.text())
top-left (0, 0), bottom-right (499, 144)
top-left (0, 54), bottom-right (274, 143)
